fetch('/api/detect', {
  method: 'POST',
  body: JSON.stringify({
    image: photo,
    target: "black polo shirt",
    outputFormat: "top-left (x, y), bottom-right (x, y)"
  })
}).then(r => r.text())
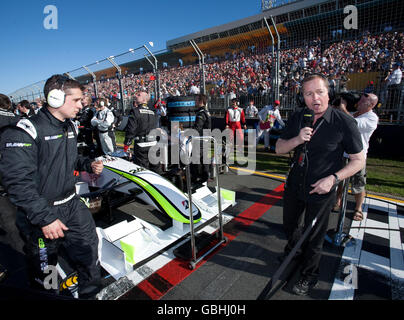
top-left (280, 106), bottom-right (363, 201)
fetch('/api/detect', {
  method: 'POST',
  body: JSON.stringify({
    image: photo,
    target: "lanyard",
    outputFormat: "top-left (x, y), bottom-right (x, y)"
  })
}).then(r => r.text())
top-left (311, 118), bottom-right (325, 139)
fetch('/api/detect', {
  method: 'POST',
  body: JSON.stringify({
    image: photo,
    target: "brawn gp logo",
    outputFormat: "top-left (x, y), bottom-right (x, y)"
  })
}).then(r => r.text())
top-left (44, 134), bottom-right (63, 141)
top-left (6, 143), bottom-right (32, 148)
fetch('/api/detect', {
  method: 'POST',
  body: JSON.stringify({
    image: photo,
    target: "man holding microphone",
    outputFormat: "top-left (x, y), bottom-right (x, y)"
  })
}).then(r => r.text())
top-left (276, 74), bottom-right (365, 296)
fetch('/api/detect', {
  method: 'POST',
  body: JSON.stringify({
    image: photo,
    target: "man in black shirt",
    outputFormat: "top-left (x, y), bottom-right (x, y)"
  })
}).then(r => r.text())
top-left (276, 74), bottom-right (365, 296)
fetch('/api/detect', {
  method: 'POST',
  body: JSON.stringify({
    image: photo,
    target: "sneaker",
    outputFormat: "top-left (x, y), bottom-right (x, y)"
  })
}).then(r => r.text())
top-left (292, 277), bottom-right (318, 296)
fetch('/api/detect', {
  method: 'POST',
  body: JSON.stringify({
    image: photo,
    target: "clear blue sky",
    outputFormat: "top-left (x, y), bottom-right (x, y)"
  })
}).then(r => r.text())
top-left (1, 0), bottom-right (261, 97)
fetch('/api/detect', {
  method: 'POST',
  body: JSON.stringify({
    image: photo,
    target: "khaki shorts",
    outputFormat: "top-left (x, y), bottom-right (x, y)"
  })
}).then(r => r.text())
top-left (350, 166), bottom-right (366, 194)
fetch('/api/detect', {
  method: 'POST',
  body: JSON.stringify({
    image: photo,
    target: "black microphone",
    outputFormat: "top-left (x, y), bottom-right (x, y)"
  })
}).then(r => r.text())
top-left (298, 108), bottom-right (314, 167)
top-left (302, 107), bottom-right (315, 128)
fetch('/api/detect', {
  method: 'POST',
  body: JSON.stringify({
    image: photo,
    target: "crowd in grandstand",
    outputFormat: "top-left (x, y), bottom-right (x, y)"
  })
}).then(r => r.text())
top-left (82, 31), bottom-right (403, 106)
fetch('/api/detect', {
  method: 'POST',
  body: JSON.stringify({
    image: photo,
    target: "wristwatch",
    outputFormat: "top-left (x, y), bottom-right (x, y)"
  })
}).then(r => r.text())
top-left (332, 173), bottom-right (340, 185)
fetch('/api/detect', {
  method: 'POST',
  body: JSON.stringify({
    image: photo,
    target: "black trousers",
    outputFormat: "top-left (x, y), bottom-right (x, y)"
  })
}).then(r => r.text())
top-left (19, 197), bottom-right (101, 298)
top-left (282, 187), bottom-right (336, 282)
top-left (133, 145), bottom-right (162, 174)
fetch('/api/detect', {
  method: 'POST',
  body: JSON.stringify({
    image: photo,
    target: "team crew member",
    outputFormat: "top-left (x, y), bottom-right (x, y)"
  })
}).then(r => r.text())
top-left (245, 100), bottom-right (258, 117)
top-left (0, 94), bottom-right (19, 130)
top-left (276, 74), bottom-right (365, 296)
top-left (17, 100), bottom-right (35, 118)
top-left (123, 91), bottom-right (160, 172)
top-left (77, 96), bottom-right (95, 152)
top-left (0, 93), bottom-right (19, 282)
top-left (91, 98), bottom-right (115, 155)
top-left (192, 93), bottom-right (212, 182)
top-left (0, 75), bottom-right (103, 299)
top-left (256, 100), bottom-right (285, 151)
top-left (225, 98), bottom-right (247, 150)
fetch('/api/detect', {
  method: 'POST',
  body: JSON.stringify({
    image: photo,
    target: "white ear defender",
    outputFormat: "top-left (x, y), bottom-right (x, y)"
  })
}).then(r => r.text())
top-left (47, 76), bottom-right (69, 109)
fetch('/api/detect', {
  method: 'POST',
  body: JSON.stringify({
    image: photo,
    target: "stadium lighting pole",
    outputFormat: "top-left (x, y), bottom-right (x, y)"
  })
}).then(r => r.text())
top-left (190, 39), bottom-right (206, 95)
top-left (82, 65), bottom-right (99, 99)
top-left (263, 17), bottom-right (276, 104)
top-left (270, 15), bottom-right (280, 101)
top-left (143, 44), bottom-right (160, 102)
top-left (107, 56), bottom-right (125, 112)
top-left (143, 54), bottom-right (158, 102)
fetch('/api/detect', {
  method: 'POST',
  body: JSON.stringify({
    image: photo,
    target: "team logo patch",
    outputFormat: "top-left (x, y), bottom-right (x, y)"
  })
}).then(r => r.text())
top-left (5, 142), bottom-right (32, 148)
top-left (44, 134), bottom-right (63, 141)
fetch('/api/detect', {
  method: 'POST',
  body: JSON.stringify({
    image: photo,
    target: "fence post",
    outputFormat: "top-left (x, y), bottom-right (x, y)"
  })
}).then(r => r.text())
top-left (190, 39), bottom-right (206, 95)
top-left (270, 15), bottom-right (280, 101)
top-left (263, 17), bottom-right (276, 103)
top-left (107, 56), bottom-right (125, 112)
top-left (143, 44), bottom-right (160, 102)
top-left (82, 65), bottom-right (98, 99)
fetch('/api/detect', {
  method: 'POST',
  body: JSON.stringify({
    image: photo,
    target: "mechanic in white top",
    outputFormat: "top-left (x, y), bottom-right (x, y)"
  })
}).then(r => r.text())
top-left (91, 98), bottom-right (115, 155)
top-left (245, 100), bottom-right (258, 117)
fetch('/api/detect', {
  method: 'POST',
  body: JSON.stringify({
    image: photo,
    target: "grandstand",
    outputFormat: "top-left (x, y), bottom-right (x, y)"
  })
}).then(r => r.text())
top-left (9, 0), bottom-right (404, 124)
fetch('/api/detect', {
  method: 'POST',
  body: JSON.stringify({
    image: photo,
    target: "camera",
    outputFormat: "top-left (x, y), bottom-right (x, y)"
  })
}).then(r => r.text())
top-left (331, 91), bottom-right (361, 112)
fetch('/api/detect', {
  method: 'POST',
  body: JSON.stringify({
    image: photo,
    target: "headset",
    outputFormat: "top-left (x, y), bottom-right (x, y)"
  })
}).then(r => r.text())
top-left (47, 75), bottom-right (70, 109)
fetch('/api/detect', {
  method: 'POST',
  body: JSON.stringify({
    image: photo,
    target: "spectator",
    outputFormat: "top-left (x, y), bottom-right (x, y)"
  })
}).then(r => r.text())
top-left (385, 62), bottom-right (402, 109)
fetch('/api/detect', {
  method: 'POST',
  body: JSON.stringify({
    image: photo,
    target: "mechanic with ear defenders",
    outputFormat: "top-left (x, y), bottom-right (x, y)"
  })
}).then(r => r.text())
top-left (0, 74), bottom-right (103, 299)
